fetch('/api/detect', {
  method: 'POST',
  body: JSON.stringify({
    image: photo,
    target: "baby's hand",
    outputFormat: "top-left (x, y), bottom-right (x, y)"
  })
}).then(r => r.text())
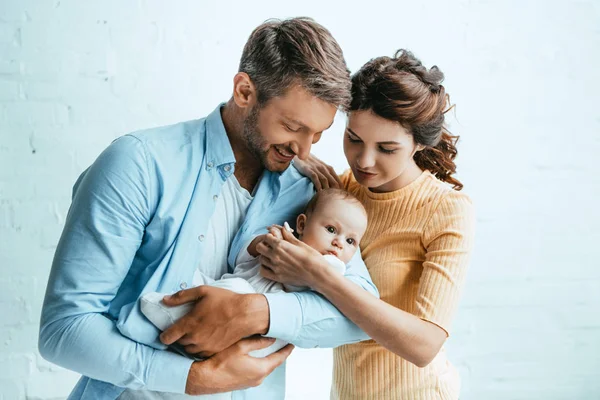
top-left (247, 235), bottom-right (267, 258)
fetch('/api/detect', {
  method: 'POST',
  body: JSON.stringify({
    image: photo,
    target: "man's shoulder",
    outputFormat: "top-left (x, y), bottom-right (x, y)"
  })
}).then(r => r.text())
top-left (126, 118), bottom-right (206, 147)
top-left (278, 162), bottom-right (315, 197)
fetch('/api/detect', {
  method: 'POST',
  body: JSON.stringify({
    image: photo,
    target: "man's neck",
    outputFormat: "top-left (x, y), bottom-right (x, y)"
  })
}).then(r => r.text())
top-left (220, 101), bottom-right (264, 193)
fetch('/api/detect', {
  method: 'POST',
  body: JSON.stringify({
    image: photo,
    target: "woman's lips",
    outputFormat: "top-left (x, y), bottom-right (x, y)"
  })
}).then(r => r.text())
top-left (354, 167), bottom-right (378, 180)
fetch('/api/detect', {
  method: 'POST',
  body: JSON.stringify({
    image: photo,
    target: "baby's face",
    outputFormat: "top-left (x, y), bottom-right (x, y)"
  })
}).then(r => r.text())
top-left (296, 197), bottom-right (367, 264)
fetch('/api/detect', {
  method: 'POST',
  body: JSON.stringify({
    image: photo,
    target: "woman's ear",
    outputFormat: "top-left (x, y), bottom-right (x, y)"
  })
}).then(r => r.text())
top-left (296, 214), bottom-right (307, 237)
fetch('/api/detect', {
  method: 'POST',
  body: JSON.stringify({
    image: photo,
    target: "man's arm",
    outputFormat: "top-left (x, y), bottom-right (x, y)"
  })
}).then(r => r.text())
top-left (263, 248), bottom-right (380, 348)
top-left (38, 135), bottom-right (194, 392)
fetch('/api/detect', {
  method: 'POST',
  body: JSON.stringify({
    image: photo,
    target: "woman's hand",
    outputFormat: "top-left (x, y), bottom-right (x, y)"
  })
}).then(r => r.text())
top-left (255, 225), bottom-right (330, 288)
top-left (293, 154), bottom-right (341, 191)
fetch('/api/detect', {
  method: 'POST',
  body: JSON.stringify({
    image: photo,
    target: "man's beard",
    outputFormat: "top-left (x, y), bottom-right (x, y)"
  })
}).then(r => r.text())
top-left (242, 106), bottom-right (289, 172)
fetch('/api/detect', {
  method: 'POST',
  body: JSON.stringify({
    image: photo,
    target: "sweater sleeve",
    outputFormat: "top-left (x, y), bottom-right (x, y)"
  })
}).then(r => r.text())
top-left (415, 190), bottom-right (475, 335)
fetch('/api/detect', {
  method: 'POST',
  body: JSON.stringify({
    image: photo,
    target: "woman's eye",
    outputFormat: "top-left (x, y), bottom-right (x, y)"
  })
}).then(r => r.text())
top-left (379, 147), bottom-right (396, 154)
top-left (347, 135), bottom-right (361, 143)
top-left (326, 226), bottom-right (336, 234)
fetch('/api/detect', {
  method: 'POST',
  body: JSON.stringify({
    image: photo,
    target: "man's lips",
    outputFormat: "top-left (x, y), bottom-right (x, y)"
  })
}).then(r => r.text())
top-left (273, 145), bottom-right (295, 162)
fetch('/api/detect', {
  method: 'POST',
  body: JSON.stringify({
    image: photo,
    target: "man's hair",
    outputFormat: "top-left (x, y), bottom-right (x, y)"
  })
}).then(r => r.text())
top-left (304, 188), bottom-right (366, 219)
top-left (239, 17), bottom-right (351, 110)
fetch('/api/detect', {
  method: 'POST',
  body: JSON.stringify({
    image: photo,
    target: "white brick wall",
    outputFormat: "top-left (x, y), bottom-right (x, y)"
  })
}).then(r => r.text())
top-left (1, 1), bottom-right (598, 399)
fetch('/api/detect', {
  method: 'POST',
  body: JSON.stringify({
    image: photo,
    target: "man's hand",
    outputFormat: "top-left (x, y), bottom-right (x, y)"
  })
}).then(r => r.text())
top-left (186, 337), bottom-right (294, 395)
top-left (160, 286), bottom-right (270, 357)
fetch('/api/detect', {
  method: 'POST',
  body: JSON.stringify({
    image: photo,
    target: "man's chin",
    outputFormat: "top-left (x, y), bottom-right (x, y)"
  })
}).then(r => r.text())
top-left (264, 158), bottom-right (291, 172)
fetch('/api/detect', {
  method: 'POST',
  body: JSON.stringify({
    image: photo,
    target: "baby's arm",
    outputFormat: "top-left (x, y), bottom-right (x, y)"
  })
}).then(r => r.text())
top-left (247, 234), bottom-right (268, 258)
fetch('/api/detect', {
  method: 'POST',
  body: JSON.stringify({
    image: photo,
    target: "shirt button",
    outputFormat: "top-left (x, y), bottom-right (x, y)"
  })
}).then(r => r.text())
top-left (179, 282), bottom-right (188, 290)
top-left (213, 195), bottom-right (219, 201)
top-left (224, 165), bottom-right (231, 172)
top-left (198, 234), bottom-right (205, 242)
top-left (207, 161), bottom-right (214, 169)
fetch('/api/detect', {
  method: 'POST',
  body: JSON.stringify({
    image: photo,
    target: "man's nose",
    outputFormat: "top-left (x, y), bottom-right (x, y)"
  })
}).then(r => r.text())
top-left (294, 135), bottom-right (315, 161)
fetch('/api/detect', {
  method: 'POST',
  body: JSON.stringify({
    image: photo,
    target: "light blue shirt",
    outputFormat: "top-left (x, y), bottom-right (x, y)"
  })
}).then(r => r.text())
top-left (39, 104), bottom-right (379, 400)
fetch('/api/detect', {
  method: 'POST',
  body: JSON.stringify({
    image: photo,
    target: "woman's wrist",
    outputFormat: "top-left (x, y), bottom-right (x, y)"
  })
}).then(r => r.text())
top-left (310, 255), bottom-right (344, 294)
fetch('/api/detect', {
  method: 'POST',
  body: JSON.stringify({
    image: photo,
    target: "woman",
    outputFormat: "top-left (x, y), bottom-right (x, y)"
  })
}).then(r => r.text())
top-left (256, 50), bottom-right (475, 399)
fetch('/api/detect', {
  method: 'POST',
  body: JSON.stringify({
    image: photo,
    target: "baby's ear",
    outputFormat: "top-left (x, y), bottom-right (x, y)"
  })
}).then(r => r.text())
top-left (296, 214), bottom-right (307, 235)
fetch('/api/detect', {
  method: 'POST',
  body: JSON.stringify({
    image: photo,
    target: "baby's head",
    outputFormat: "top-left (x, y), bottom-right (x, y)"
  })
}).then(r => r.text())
top-left (296, 189), bottom-right (368, 264)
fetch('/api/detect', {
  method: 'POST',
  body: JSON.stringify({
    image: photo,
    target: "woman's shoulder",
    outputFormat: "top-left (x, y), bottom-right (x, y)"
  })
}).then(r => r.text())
top-left (423, 172), bottom-right (473, 206)
top-left (419, 173), bottom-right (475, 230)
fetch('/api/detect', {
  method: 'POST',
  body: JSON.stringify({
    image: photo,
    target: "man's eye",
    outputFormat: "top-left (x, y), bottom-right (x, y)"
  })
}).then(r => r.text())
top-left (285, 125), bottom-right (300, 132)
top-left (326, 226), bottom-right (336, 234)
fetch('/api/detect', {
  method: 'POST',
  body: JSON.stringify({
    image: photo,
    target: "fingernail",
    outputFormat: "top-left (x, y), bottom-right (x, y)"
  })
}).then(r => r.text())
top-left (284, 222), bottom-right (293, 232)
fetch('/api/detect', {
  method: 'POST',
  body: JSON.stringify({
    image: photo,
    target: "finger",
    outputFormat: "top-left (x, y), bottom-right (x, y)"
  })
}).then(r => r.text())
top-left (160, 321), bottom-right (187, 345)
top-left (185, 343), bottom-right (214, 358)
top-left (255, 241), bottom-right (273, 257)
top-left (281, 227), bottom-right (301, 244)
top-left (258, 255), bottom-right (275, 270)
top-left (240, 336), bottom-right (277, 353)
top-left (329, 167), bottom-right (342, 186)
top-left (262, 233), bottom-right (281, 248)
top-left (319, 175), bottom-right (330, 190)
top-left (162, 286), bottom-right (205, 306)
top-left (320, 166), bottom-right (341, 189)
top-left (262, 344), bottom-right (295, 370)
top-left (259, 265), bottom-right (276, 280)
top-left (268, 226), bottom-right (283, 240)
top-left (309, 172), bottom-right (322, 191)
top-left (177, 332), bottom-right (200, 346)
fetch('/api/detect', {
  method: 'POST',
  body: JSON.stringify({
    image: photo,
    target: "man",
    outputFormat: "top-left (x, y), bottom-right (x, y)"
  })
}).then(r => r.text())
top-left (39, 17), bottom-right (378, 399)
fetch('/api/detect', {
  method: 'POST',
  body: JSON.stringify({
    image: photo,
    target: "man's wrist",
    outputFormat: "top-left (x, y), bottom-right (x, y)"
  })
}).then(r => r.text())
top-left (244, 293), bottom-right (270, 335)
top-left (186, 361), bottom-right (209, 395)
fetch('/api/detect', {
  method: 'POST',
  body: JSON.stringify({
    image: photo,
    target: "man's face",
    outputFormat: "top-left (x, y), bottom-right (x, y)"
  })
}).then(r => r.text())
top-left (242, 84), bottom-right (338, 172)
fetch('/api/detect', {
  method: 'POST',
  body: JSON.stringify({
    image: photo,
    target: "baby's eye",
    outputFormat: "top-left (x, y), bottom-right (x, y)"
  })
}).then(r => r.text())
top-left (346, 238), bottom-right (355, 245)
top-left (326, 226), bottom-right (336, 234)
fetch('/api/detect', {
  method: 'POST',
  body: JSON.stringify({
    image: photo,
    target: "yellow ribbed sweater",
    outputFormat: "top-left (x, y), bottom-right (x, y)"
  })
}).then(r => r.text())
top-left (332, 169), bottom-right (475, 400)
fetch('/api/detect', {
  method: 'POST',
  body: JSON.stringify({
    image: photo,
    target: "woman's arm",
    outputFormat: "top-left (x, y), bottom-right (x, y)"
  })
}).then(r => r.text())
top-left (259, 229), bottom-right (445, 367)
top-left (258, 193), bottom-right (475, 367)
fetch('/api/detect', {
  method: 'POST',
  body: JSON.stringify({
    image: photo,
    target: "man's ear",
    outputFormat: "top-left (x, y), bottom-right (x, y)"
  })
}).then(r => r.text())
top-left (232, 72), bottom-right (257, 110)
top-left (296, 214), bottom-right (307, 237)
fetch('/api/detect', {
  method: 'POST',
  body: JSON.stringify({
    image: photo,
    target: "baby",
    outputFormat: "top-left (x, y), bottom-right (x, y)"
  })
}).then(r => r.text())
top-left (140, 188), bottom-right (368, 358)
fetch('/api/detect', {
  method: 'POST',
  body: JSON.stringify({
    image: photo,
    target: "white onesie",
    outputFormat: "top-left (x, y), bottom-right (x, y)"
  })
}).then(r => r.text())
top-left (140, 249), bottom-right (346, 358)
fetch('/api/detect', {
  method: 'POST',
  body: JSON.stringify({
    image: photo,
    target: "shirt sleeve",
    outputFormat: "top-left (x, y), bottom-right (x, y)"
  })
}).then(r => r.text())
top-left (38, 135), bottom-right (192, 393)
top-left (264, 248), bottom-right (380, 347)
top-left (414, 190), bottom-right (476, 335)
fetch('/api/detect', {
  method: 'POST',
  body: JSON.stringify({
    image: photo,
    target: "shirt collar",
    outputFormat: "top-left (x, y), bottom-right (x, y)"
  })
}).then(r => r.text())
top-left (205, 103), bottom-right (236, 169)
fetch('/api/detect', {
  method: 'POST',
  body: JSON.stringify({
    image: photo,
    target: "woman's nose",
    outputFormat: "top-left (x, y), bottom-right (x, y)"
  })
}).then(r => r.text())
top-left (356, 150), bottom-right (375, 169)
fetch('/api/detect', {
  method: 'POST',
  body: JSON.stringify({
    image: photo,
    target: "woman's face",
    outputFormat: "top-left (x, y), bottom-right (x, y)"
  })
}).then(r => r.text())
top-left (344, 110), bottom-right (423, 193)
